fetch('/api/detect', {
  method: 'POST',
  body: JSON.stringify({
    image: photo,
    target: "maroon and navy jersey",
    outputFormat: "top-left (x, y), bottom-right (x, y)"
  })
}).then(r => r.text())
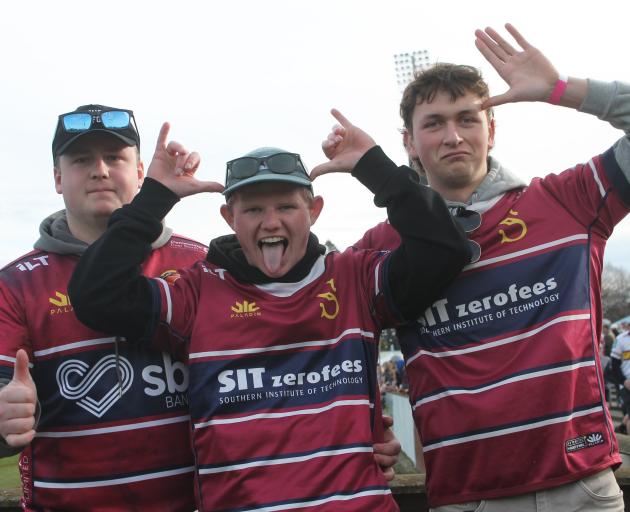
top-left (0, 235), bottom-right (207, 511)
top-left (356, 148), bottom-right (630, 506)
top-left (149, 248), bottom-right (399, 511)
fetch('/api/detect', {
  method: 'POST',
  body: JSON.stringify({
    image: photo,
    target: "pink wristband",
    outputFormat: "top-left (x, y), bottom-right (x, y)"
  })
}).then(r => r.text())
top-left (548, 74), bottom-right (568, 104)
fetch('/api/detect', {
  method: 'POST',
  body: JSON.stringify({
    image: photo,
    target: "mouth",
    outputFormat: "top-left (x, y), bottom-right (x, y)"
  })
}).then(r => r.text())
top-left (87, 188), bottom-right (116, 194)
top-left (258, 236), bottom-right (288, 274)
top-left (442, 151), bottom-right (469, 160)
top-left (258, 236), bottom-right (288, 250)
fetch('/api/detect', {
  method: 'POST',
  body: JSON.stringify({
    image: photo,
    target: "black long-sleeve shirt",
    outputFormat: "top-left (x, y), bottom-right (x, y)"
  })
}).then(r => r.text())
top-left (70, 146), bottom-right (470, 339)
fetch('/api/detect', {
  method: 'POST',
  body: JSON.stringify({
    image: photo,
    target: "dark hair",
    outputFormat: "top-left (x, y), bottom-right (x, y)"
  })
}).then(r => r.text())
top-left (400, 63), bottom-right (492, 133)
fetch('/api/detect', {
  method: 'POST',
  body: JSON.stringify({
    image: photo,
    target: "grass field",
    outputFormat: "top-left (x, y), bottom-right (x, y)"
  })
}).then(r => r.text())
top-left (0, 455), bottom-right (20, 490)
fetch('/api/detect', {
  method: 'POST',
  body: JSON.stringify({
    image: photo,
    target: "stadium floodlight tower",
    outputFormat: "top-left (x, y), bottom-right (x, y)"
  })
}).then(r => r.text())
top-left (394, 49), bottom-right (431, 93)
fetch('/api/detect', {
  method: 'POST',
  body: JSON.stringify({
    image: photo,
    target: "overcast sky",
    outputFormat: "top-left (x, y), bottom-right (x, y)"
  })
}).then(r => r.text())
top-left (1, 0), bottom-right (628, 271)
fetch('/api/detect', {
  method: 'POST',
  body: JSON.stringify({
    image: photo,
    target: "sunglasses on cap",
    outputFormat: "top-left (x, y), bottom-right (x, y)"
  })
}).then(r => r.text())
top-left (60, 109), bottom-right (136, 133)
top-left (226, 152), bottom-right (308, 181)
top-left (451, 206), bottom-right (482, 263)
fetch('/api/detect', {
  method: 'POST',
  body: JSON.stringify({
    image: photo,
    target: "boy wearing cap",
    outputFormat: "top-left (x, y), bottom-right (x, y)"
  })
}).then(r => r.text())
top-left (69, 113), bottom-right (470, 511)
top-left (0, 105), bottom-right (208, 510)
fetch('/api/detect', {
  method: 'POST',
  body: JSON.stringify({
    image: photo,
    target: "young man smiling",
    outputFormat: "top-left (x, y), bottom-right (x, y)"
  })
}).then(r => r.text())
top-left (354, 24), bottom-right (630, 511)
top-left (69, 112), bottom-right (470, 511)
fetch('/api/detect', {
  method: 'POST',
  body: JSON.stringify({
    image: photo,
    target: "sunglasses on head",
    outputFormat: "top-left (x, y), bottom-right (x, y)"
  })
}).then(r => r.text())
top-left (451, 207), bottom-right (482, 263)
top-left (225, 153), bottom-right (308, 181)
top-left (59, 109), bottom-right (136, 133)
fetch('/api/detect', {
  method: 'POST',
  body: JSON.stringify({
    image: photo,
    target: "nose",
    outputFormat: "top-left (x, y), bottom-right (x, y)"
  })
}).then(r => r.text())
top-left (443, 121), bottom-right (463, 146)
top-left (261, 209), bottom-right (281, 231)
top-left (90, 157), bottom-right (110, 179)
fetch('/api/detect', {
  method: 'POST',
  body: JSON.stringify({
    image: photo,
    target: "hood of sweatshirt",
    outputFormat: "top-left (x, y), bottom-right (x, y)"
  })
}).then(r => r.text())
top-left (33, 210), bottom-right (173, 255)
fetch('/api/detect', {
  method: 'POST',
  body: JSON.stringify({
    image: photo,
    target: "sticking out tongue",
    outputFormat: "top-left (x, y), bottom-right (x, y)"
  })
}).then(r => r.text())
top-left (261, 242), bottom-right (284, 274)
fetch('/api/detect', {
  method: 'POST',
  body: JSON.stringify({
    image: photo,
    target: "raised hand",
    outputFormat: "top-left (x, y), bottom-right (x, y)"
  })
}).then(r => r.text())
top-left (310, 109), bottom-right (376, 180)
top-left (0, 350), bottom-right (37, 447)
top-left (475, 24), bottom-right (560, 108)
top-left (147, 123), bottom-right (224, 197)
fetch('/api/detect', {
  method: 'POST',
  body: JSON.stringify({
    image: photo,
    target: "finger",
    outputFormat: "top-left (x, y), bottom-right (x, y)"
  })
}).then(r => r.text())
top-left (484, 26), bottom-right (518, 55)
top-left (196, 180), bottom-right (225, 194)
top-left (330, 108), bottom-right (353, 129)
top-left (155, 122), bottom-right (170, 152)
top-left (12, 350), bottom-right (32, 385)
top-left (310, 161), bottom-right (339, 180)
top-left (482, 92), bottom-right (514, 109)
top-left (381, 466), bottom-right (395, 482)
top-left (326, 132), bottom-right (342, 144)
top-left (474, 29), bottom-right (509, 63)
top-left (374, 451), bottom-right (398, 466)
top-left (505, 23), bottom-right (532, 50)
top-left (332, 124), bottom-right (346, 137)
top-left (183, 151), bottom-right (201, 175)
top-left (321, 141), bottom-right (339, 162)
top-left (166, 140), bottom-right (188, 158)
top-left (381, 415), bottom-right (394, 428)
top-left (0, 401), bottom-right (36, 418)
top-left (4, 429), bottom-right (36, 448)
top-left (2, 414), bottom-right (36, 434)
top-left (474, 38), bottom-right (506, 70)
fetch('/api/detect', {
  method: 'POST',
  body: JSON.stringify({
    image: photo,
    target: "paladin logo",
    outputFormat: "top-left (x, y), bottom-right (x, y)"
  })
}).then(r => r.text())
top-left (49, 291), bottom-right (73, 315)
top-left (56, 355), bottom-right (134, 418)
top-left (231, 299), bottom-right (261, 319)
top-left (499, 210), bottom-right (527, 243)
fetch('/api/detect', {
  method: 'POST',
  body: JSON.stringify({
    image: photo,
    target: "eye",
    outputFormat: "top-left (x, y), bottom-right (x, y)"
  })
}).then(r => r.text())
top-left (422, 119), bottom-right (441, 130)
top-left (461, 116), bottom-right (478, 125)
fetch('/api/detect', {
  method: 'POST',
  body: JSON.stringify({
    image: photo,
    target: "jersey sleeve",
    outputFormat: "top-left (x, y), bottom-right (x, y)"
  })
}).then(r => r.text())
top-left (540, 148), bottom-right (630, 238)
top-left (0, 274), bottom-right (30, 380)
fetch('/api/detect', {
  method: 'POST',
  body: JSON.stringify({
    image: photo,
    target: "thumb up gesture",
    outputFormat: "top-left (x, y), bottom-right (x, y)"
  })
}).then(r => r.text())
top-left (0, 350), bottom-right (37, 447)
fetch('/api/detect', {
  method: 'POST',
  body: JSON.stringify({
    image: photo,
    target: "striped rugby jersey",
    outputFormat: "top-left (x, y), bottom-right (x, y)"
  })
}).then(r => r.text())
top-left (357, 148), bottom-right (630, 506)
top-left (149, 249), bottom-right (399, 512)
top-left (0, 235), bottom-right (207, 511)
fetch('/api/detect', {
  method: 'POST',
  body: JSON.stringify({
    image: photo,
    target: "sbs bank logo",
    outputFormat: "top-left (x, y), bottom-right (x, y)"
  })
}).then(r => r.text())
top-left (56, 353), bottom-right (189, 417)
top-left (56, 355), bottom-right (134, 418)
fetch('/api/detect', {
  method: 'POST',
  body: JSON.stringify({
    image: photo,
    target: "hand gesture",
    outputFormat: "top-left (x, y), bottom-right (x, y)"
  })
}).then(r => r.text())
top-left (373, 415), bottom-right (401, 481)
top-left (475, 24), bottom-right (560, 108)
top-left (0, 350), bottom-right (37, 447)
top-left (310, 109), bottom-right (376, 179)
top-left (147, 123), bottom-right (224, 197)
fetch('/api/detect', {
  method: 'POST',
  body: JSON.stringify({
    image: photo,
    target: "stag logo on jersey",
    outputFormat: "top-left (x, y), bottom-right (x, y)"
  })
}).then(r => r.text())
top-left (317, 278), bottom-right (339, 320)
top-left (498, 210), bottom-right (528, 243)
top-left (231, 299), bottom-right (261, 318)
top-left (49, 291), bottom-right (73, 315)
top-left (159, 269), bottom-right (181, 285)
top-left (565, 431), bottom-right (605, 453)
top-left (56, 355), bottom-right (134, 418)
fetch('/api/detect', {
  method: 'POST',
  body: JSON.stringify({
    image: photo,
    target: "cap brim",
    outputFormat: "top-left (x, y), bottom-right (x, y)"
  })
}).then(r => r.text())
top-left (55, 129), bottom-right (137, 157)
top-left (223, 173), bottom-right (313, 197)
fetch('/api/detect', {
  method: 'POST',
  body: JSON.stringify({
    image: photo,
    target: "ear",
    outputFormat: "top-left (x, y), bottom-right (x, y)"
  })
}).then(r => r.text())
top-left (137, 160), bottom-right (145, 187)
top-left (402, 129), bottom-right (419, 160)
top-left (487, 117), bottom-right (496, 151)
top-left (308, 195), bottom-right (324, 226)
top-left (220, 204), bottom-right (235, 231)
top-left (53, 166), bottom-right (62, 194)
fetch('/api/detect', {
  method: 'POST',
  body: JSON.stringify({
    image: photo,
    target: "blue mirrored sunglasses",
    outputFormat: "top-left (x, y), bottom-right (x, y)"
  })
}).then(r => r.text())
top-left (61, 110), bottom-right (134, 132)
